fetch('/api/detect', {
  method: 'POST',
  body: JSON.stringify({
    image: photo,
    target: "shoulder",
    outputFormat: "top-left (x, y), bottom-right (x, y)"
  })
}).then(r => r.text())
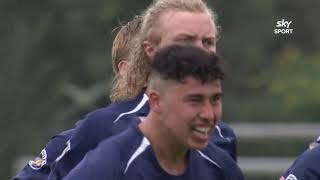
top-left (74, 94), bottom-right (148, 137)
top-left (50, 129), bottom-right (74, 142)
top-left (64, 126), bottom-right (145, 180)
top-left (211, 120), bottom-right (237, 161)
top-left (44, 129), bottom-right (74, 159)
top-left (201, 143), bottom-right (235, 166)
top-left (38, 129), bottom-right (75, 162)
top-left (294, 145), bottom-right (320, 168)
top-left (97, 124), bottom-right (142, 151)
top-left (66, 107), bottom-right (118, 145)
top-left (200, 144), bottom-right (244, 179)
top-left (72, 105), bottom-right (142, 142)
top-left (80, 93), bottom-right (148, 128)
top-left (215, 120), bottom-right (236, 138)
top-left (73, 105), bottom-right (124, 134)
top-left (85, 106), bottom-right (120, 123)
top-left (12, 129), bottom-right (75, 179)
top-left (286, 145), bottom-right (320, 180)
top-left (85, 94), bottom-right (147, 120)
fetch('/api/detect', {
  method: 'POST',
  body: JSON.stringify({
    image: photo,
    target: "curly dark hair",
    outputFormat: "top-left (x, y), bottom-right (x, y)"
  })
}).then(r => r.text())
top-left (151, 45), bottom-right (225, 84)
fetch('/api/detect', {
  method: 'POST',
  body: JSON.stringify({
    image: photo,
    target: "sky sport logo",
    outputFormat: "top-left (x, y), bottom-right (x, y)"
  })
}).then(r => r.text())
top-left (274, 19), bottom-right (293, 35)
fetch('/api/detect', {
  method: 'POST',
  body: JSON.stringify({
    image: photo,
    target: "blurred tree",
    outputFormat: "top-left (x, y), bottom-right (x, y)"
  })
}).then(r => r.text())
top-left (212, 0), bottom-right (320, 122)
top-left (269, 49), bottom-right (320, 121)
top-left (0, 0), bottom-right (149, 178)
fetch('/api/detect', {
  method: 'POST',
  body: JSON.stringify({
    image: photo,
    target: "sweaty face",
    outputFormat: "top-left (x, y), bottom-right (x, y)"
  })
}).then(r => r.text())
top-left (157, 11), bottom-right (217, 53)
top-left (159, 77), bottom-right (222, 150)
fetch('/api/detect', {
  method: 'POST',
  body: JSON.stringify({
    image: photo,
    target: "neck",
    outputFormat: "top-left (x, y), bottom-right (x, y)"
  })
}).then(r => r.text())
top-left (139, 114), bottom-right (188, 175)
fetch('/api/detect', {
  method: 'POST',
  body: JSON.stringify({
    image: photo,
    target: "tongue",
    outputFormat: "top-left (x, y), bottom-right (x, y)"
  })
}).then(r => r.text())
top-left (192, 130), bottom-right (209, 143)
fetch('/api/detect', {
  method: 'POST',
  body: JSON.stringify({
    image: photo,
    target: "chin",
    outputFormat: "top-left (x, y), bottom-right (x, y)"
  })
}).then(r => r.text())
top-left (189, 142), bottom-right (208, 150)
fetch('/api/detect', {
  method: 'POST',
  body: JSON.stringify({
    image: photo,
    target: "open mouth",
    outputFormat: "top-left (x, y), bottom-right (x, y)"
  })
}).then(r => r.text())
top-left (193, 127), bottom-right (210, 135)
top-left (191, 126), bottom-right (213, 144)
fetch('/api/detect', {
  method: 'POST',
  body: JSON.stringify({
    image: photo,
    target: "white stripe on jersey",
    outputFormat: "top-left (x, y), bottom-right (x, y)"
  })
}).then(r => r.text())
top-left (113, 94), bottom-right (149, 123)
top-left (215, 125), bottom-right (225, 138)
top-left (124, 137), bottom-right (150, 174)
top-left (197, 151), bottom-right (222, 169)
top-left (55, 140), bottom-right (71, 162)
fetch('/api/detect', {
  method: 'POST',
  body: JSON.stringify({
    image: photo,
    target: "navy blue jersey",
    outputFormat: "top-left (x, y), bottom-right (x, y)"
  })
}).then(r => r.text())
top-left (48, 90), bottom-right (150, 179)
top-left (284, 145), bottom-right (320, 180)
top-left (283, 136), bottom-right (320, 180)
top-left (64, 122), bottom-right (244, 180)
top-left (212, 121), bottom-right (237, 161)
top-left (48, 89), bottom-right (237, 179)
top-left (12, 129), bottom-right (74, 180)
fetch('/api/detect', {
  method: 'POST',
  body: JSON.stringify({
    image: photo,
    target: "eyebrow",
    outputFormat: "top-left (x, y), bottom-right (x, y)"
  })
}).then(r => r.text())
top-left (183, 92), bottom-right (222, 100)
top-left (183, 94), bottom-right (204, 101)
top-left (174, 33), bottom-right (197, 39)
top-left (175, 33), bottom-right (216, 41)
top-left (203, 36), bottom-right (216, 42)
top-left (212, 92), bottom-right (223, 98)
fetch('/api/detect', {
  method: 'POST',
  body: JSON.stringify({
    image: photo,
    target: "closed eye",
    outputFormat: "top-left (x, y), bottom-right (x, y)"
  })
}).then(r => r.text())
top-left (203, 38), bottom-right (216, 48)
top-left (184, 95), bottom-right (204, 104)
top-left (211, 93), bottom-right (222, 104)
top-left (174, 35), bottom-right (196, 44)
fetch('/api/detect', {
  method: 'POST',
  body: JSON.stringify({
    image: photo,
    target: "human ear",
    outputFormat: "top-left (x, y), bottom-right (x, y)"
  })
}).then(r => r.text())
top-left (147, 89), bottom-right (161, 113)
top-left (117, 60), bottom-right (127, 76)
top-left (143, 40), bottom-right (156, 58)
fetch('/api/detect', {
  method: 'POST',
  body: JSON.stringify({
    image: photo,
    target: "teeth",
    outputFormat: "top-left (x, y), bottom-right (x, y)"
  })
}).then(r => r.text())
top-left (194, 127), bottom-right (210, 134)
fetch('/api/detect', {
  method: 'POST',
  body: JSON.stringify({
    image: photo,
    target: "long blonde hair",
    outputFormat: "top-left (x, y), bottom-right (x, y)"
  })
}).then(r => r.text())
top-left (114, 0), bottom-right (219, 101)
top-left (110, 16), bottom-right (143, 102)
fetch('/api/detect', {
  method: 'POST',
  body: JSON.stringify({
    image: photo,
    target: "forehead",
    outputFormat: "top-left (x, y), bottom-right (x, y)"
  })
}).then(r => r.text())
top-left (158, 11), bottom-right (216, 38)
top-left (167, 77), bottom-right (222, 96)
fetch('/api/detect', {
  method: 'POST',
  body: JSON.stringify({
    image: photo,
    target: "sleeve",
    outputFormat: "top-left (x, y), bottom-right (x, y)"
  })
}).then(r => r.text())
top-left (12, 129), bottom-right (73, 180)
top-left (285, 147), bottom-right (320, 180)
top-left (48, 110), bottom-right (114, 179)
top-left (63, 139), bottom-right (122, 180)
top-left (282, 151), bottom-right (306, 178)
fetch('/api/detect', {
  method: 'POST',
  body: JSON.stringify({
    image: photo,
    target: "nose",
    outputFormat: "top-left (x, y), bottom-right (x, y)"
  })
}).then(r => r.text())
top-left (194, 40), bottom-right (205, 51)
top-left (199, 101), bottom-right (215, 122)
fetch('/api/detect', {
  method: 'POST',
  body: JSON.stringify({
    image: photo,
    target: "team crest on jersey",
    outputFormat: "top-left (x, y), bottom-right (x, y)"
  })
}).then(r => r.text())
top-left (28, 149), bottom-right (47, 170)
top-left (286, 174), bottom-right (297, 180)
